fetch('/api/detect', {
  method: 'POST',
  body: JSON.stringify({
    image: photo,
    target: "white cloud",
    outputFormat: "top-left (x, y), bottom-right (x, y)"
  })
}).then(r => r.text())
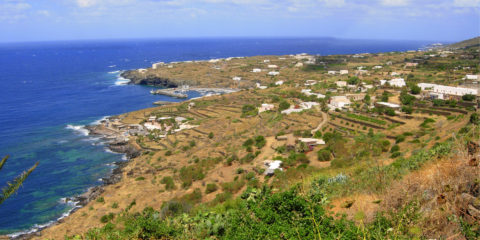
top-left (76, 0), bottom-right (97, 8)
top-left (0, 1), bottom-right (31, 22)
top-left (453, 0), bottom-right (480, 7)
top-left (380, 0), bottom-right (409, 6)
top-left (322, 0), bottom-right (346, 7)
top-left (37, 10), bottom-right (50, 17)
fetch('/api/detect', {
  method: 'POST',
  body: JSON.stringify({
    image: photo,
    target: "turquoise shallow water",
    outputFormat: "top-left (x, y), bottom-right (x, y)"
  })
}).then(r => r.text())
top-left (0, 38), bottom-right (431, 235)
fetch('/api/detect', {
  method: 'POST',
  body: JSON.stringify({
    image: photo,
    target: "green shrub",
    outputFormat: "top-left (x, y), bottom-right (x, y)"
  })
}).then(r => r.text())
top-left (254, 135), bottom-right (266, 149)
top-left (135, 176), bottom-right (145, 181)
top-left (390, 144), bottom-right (400, 153)
top-left (96, 197), bottom-right (105, 203)
top-left (161, 176), bottom-right (176, 190)
top-left (111, 202), bottom-right (118, 209)
top-left (390, 151), bottom-right (401, 158)
top-left (279, 100), bottom-right (291, 111)
top-left (208, 132), bottom-right (214, 139)
top-left (395, 135), bottom-right (406, 143)
top-left (317, 149), bottom-right (332, 161)
top-left (242, 104), bottom-right (258, 117)
top-left (205, 183), bottom-right (218, 194)
top-left (165, 150), bottom-right (172, 156)
top-left (100, 213), bottom-right (114, 223)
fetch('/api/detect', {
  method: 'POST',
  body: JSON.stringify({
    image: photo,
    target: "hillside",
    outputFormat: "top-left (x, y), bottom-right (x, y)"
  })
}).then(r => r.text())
top-left (446, 36), bottom-right (480, 49)
top-left (33, 47), bottom-right (480, 239)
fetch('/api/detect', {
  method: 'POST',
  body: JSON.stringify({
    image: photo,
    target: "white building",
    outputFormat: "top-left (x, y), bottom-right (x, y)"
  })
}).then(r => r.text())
top-left (298, 138), bottom-right (325, 146)
top-left (339, 70), bottom-right (349, 75)
top-left (466, 75), bottom-right (479, 80)
top-left (256, 83), bottom-right (268, 89)
top-left (268, 64), bottom-right (278, 69)
top-left (152, 62), bottom-right (165, 69)
top-left (329, 96), bottom-right (351, 110)
top-left (252, 68), bottom-right (262, 73)
top-left (418, 83), bottom-right (478, 97)
top-left (376, 102), bottom-right (401, 109)
top-left (389, 78), bottom-right (406, 88)
top-left (263, 59), bottom-right (271, 63)
top-left (281, 102), bottom-right (319, 115)
top-left (304, 80), bottom-right (317, 86)
top-left (295, 62), bottom-right (304, 68)
top-left (268, 71), bottom-right (280, 76)
top-left (336, 81), bottom-right (347, 87)
top-left (258, 103), bottom-right (274, 113)
top-left (232, 76), bottom-right (242, 81)
top-left (328, 71), bottom-right (338, 75)
top-left (301, 89), bottom-right (325, 99)
top-left (264, 160), bottom-right (283, 175)
top-left (373, 65), bottom-right (383, 69)
top-left (275, 80), bottom-right (284, 86)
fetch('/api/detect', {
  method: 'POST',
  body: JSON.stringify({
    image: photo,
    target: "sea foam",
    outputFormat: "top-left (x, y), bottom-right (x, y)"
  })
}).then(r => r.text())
top-left (66, 125), bottom-right (89, 136)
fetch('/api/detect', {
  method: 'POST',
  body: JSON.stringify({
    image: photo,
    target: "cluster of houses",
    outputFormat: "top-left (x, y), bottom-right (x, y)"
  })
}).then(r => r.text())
top-left (142, 115), bottom-right (198, 138)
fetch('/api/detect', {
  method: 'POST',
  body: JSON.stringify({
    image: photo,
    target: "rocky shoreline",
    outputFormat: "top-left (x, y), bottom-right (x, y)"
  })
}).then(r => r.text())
top-left (11, 119), bottom-right (141, 240)
top-left (120, 71), bottom-right (179, 88)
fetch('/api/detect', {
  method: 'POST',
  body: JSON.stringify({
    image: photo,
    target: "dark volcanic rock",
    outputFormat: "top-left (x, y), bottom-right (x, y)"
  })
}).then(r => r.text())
top-left (121, 71), bottom-right (178, 88)
top-left (108, 141), bottom-right (141, 159)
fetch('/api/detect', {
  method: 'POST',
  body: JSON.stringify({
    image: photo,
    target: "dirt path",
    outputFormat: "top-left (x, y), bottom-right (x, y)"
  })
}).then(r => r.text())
top-left (311, 111), bottom-right (328, 134)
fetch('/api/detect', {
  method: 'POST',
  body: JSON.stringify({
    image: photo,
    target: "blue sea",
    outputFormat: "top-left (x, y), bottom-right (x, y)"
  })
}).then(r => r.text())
top-left (0, 38), bottom-right (432, 235)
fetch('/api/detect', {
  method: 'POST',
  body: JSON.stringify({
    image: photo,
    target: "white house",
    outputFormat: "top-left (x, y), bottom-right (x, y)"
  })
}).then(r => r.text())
top-left (328, 71), bottom-right (338, 75)
top-left (264, 160), bottom-right (283, 175)
top-left (336, 81), bottom-right (347, 87)
top-left (339, 70), bottom-right (349, 75)
top-left (301, 89), bottom-right (325, 99)
top-left (152, 62), bottom-right (165, 69)
top-left (304, 80), bottom-right (317, 86)
top-left (252, 68), bottom-right (262, 73)
top-left (418, 83), bottom-right (478, 97)
top-left (329, 96), bottom-right (351, 110)
top-left (275, 80), bottom-right (284, 86)
top-left (258, 103), bottom-right (274, 113)
top-left (298, 138), bottom-right (325, 146)
top-left (389, 78), bottom-right (406, 88)
top-left (268, 71), bottom-right (280, 76)
top-left (466, 75), bottom-right (479, 80)
top-left (281, 101), bottom-right (319, 115)
top-left (268, 64), bottom-right (278, 69)
top-left (373, 65), bottom-right (383, 69)
top-left (405, 62), bottom-right (419, 68)
top-left (357, 66), bottom-right (366, 70)
top-left (232, 76), bottom-right (242, 81)
top-left (376, 102), bottom-right (401, 109)
top-left (256, 83), bottom-right (268, 89)
top-left (263, 59), bottom-right (271, 63)
top-left (295, 62), bottom-right (304, 68)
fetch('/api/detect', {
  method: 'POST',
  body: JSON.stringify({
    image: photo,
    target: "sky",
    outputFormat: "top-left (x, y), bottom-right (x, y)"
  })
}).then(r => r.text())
top-left (0, 0), bottom-right (479, 43)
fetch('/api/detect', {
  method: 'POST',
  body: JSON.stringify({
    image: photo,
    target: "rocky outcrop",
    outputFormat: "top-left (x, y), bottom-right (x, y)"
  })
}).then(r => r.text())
top-left (108, 141), bottom-right (141, 159)
top-left (120, 71), bottom-right (179, 88)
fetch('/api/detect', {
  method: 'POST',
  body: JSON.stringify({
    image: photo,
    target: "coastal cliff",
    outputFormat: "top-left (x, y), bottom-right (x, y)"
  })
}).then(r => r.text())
top-left (120, 71), bottom-right (179, 88)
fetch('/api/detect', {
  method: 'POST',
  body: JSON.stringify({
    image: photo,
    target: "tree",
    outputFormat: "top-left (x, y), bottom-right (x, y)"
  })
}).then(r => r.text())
top-left (410, 85), bottom-right (421, 95)
top-left (381, 91), bottom-right (389, 102)
top-left (347, 76), bottom-right (359, 85)
top-left (462, 94), bottom-right (476, 102)
top-left (317, 149), bottom-right (331, 162)
top-left (364, 94), bottom-right (371, 105)
top-left (278, 101), bottom-right (291, 111)
top-left (399, 90), bottom-right (415, 105)
top-left (1, 156), bottom-right (38, 205)
top-left (470, 113), bottom-right (479, 125)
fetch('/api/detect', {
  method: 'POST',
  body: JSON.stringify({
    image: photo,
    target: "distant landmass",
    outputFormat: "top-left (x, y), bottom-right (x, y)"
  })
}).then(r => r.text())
top-left (446, 36), bottom-right (480, 49)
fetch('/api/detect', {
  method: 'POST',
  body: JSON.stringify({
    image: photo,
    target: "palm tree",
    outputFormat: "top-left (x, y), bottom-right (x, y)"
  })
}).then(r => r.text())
top-left (0, 155), bottom-right (38, 205)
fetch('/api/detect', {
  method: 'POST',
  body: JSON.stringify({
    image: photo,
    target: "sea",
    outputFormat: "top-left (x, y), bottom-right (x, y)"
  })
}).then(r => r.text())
top-left (0, 38), bottom-right (433, 236)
